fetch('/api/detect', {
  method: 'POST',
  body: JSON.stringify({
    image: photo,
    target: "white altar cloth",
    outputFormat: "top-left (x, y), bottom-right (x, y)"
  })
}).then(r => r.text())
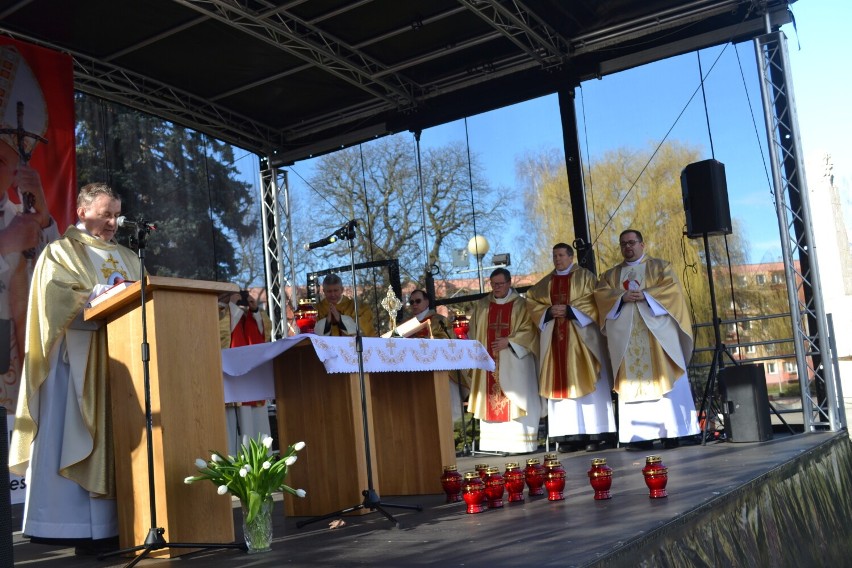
top-left (221, 335), bottom-right (494, 404)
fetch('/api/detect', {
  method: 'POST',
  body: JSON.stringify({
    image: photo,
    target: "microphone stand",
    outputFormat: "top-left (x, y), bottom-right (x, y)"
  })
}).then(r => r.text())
top-left (296, 220), bottom-right (422, 528)
top-left (101, 218), bottom-right (245, 565)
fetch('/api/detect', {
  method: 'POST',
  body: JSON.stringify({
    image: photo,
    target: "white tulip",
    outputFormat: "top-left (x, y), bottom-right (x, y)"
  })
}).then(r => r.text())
top-left (293, 441), bottom-right (306, 451)
top-left (262, 461), bottom-right (271, 470)
top-left (195, 458), bottom-right (207, 469)
top-left (217, 485), bottom-right (229, 495)
top-left (295, 489), bottom-right (306, 498)
top-left (240, 468), bottom-right (248, 478)
top-left (211, 454), bottom-right (222, 463)
top-left (262, 436), bottom-right (274, 449)
top-left (184, 476), bottom-right (195, 484)
top-left (285, 455), bottom-right (297, 466)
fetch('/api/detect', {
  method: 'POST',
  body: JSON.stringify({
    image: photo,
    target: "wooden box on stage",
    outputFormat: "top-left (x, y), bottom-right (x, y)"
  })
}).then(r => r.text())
top-left (85, 276), bottom-right (238, 557)
top-left (272, 341), bottom-right (456, 517)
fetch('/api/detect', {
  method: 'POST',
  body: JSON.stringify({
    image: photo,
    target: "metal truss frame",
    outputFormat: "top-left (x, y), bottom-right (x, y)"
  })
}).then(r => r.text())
top-left (259, 159), bottom-right (295, 340)
top-left (754, 30), bottom-right (842, 431)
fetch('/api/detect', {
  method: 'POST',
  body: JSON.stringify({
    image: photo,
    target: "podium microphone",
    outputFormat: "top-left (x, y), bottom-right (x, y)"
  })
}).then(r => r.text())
top-left (303, 234), bottom-right (339, 251)
top-left (117, 216), bottom-right (157, 231)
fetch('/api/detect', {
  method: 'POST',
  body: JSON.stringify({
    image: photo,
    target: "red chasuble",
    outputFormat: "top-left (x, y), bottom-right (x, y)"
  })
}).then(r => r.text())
top-left (485, 301), bottom-right (514, 421)
top-left (230, 312), bottom-right (265, 347)
top-left (549, 273), bottom-right (572, 399)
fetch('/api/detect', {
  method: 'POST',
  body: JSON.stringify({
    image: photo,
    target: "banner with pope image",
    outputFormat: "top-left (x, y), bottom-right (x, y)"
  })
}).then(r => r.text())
top-left (0, 36), bottom-right (76, 503)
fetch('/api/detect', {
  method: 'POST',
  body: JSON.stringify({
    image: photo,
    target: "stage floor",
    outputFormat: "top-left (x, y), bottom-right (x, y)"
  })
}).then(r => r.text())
top-left (10, 430), bottom-right (847, 567)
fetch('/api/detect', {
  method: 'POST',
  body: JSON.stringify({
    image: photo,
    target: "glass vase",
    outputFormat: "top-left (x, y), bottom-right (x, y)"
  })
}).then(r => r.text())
top-left (241, 496), bottom-right (274, 554)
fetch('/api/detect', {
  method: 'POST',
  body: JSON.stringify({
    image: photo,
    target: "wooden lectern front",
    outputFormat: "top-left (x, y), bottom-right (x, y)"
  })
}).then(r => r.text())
top-left (273, 341), bottom-right (456, 518)
top-left (85, 276), bottom-right (237, 557)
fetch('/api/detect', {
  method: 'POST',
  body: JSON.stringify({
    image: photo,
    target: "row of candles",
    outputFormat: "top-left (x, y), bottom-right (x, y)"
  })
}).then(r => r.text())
top-left (441, 455), bottom-right (669, 514)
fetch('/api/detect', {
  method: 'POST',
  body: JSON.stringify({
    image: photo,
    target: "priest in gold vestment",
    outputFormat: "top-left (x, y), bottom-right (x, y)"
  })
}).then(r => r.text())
top-left (526, 243), bottom-right (615, 452)
top-left (594, 229), bottom-right (699, 449)
top-left (468, 268), bottom-right (542, 453)
top-left (315, 273), bottom-right (376, 337)
top-left (10, 183), bottom-right (140, 550)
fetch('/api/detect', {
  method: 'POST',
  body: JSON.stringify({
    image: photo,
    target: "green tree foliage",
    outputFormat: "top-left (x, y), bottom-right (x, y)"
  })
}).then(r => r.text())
top-left (75, 93), bottom-right (256, 282)
top-left (304, 135), bottom-right (506, 326)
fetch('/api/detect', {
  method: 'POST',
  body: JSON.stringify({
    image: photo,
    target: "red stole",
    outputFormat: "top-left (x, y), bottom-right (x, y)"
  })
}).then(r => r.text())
top-left (230, 312), bottom-right (265, 348)
top-left (485, 301), bottom-right (514, 421)
top-left (550, 273), bottom-right (572, 399)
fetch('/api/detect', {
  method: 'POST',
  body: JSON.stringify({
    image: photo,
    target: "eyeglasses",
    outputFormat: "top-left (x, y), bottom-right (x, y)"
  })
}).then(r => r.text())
top-left (409, 298), bottom-right (425, 305)
top-left (620, 239), bottom-right (641, 248)
top-left (490, 280), bottom-right (510, 287)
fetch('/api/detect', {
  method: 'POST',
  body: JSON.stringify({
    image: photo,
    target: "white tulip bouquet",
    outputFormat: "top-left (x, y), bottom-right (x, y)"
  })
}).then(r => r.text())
top-left (185, 434), bottom-right (307, 523)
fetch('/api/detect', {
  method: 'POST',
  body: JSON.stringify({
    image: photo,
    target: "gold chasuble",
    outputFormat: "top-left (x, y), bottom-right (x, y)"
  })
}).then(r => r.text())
top-left (10, 226), bottom-right (141, 497)
top-left (526, 266), bottom-right (604, 400)
top-left (594, 256), bottom-right (693, 403)
top-left (315, 295), bottom-right (377, 337)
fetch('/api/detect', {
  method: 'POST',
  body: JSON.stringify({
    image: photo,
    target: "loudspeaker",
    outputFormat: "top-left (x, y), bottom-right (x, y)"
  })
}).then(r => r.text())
top-left (0, 407), bottom-right (12, 566)
top-left (719, 364), bottom-right (773, 443)
top-left (681, 159), bottom-right (732, 238)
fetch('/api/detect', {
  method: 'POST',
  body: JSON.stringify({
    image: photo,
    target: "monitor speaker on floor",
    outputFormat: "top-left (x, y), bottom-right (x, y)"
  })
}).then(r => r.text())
top-left (719, 364), bottom-right (773, 443)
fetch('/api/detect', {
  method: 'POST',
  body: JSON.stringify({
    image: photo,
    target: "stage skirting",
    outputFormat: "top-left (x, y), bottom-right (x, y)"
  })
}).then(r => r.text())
top-left (594, 432), bottom-right (852, 567)
top-left (221, 335), bottom-right (494, 403)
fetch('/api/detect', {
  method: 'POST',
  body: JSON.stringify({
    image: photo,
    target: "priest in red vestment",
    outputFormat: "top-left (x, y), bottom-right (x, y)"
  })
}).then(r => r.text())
top-left (468, 268), bottom-right (542, 453)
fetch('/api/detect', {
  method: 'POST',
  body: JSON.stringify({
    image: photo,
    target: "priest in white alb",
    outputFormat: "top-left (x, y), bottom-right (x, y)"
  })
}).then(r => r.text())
top-left (526, 243), bottom-right (615, 452)
top-left (10, 183), bottom-right (139, 554)
top-left (594, 229), bottom-right (699, 450)
top-left (468, 268), bottom-right (542, 453)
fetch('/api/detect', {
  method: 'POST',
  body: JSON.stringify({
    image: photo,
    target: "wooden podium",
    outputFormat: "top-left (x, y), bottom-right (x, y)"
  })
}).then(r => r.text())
top-left (85, 276), bottom-right (237, 557)
top-left (272, 340), bottom-right (456, 517)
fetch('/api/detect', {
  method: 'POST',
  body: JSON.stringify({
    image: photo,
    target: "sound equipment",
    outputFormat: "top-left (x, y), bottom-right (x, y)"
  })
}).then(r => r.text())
top-left (681, 159), bottom-right (732, 238)
top-left (0, 406), bottom-right (13, 566)
top-left (719, 364), bottom-right (773, 443)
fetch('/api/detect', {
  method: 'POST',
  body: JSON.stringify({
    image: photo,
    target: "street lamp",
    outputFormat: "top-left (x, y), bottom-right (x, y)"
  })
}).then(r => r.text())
top-left (467, 235), bottom-right (490, 293)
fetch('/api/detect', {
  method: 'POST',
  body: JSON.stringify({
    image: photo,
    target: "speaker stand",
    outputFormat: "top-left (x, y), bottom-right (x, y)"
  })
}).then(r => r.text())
top-left (696, 232), bottom-right (739, 446)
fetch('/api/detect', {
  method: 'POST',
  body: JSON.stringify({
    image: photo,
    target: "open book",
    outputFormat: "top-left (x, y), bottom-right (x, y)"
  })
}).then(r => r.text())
top-left (381, 315), bottom-right (432, 339)
top-left (87, 281), bottom-right (135, 308)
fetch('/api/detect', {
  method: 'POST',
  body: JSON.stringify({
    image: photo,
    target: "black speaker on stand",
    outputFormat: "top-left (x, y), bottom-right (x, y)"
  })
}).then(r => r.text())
top-left (719, 364), bottom-right (774, 442)
top-left (682, 159), bottom-right (732, 238)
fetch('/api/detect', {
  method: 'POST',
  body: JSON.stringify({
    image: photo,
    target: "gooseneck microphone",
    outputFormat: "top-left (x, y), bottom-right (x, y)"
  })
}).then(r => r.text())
top-left (117, 216), bottom-right (157, 231)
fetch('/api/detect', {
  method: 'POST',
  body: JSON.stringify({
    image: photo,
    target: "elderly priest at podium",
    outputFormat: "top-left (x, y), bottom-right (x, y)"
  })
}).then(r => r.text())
top-left (10, 183), bottom-right (139, 554)
top-left (468, 268), bottom-right (542, 453)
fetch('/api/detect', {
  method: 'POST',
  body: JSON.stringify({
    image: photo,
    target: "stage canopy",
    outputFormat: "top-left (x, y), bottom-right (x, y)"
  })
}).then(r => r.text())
top-left (0, 0), bottom-right (793, 166)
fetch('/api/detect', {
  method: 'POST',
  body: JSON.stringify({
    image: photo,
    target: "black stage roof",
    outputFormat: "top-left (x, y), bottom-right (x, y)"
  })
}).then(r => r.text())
top-left (0, 0), bottom-right (794, 166)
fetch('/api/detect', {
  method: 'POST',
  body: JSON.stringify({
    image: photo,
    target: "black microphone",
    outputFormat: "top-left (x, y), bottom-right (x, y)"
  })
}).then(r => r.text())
top-left (117, 216), bottom-right (157, 231)
top-left (303, 233), bottom-right (339, 251)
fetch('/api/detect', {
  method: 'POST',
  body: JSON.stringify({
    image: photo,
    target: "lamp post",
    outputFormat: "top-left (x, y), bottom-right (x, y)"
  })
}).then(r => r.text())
top-left (467, 235), bottom-right (490, 293)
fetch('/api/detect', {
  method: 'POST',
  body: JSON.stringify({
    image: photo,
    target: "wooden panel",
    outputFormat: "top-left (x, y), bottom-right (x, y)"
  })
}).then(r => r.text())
top-left (107, 285), bottom-right (234, 557)
top-left (369, 370), bottom-right (455, 495)
top-left (274, 345), bottom-right (372, 517)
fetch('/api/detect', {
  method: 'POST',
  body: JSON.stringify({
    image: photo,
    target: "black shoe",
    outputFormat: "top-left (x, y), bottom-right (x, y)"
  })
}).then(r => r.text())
top-left (584, 442), bottom-right (600, 452)
top-left (558, 442), bottom-right (579, 453)
top-left (74, 536), bottom-right (120, 556)
top-left (662, 437), bottom-right (680, 449)
top-left (625, 440), bottom-right (654, 451)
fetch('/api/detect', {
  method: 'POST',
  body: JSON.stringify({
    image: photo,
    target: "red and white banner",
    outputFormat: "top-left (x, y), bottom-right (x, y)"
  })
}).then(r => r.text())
top-left (0, 37), bottom-right (75, 504)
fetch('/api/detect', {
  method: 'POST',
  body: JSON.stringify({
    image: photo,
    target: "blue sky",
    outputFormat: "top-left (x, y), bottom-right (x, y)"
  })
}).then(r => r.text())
top-left (239, 0), bottom-right (850, 276)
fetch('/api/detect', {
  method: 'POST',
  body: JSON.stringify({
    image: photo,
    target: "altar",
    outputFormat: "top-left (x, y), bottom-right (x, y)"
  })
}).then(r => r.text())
top-left (221, 335), bottom-right (494, 517)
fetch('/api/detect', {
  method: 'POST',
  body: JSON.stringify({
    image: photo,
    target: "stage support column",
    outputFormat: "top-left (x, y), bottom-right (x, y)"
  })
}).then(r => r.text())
top-left (557, 87), bottom-right (596, 275)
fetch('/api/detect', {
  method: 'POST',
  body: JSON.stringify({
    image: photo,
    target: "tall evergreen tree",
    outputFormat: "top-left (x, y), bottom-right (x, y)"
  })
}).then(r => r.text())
top-left (74, 93), bottom-right (256, 282)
